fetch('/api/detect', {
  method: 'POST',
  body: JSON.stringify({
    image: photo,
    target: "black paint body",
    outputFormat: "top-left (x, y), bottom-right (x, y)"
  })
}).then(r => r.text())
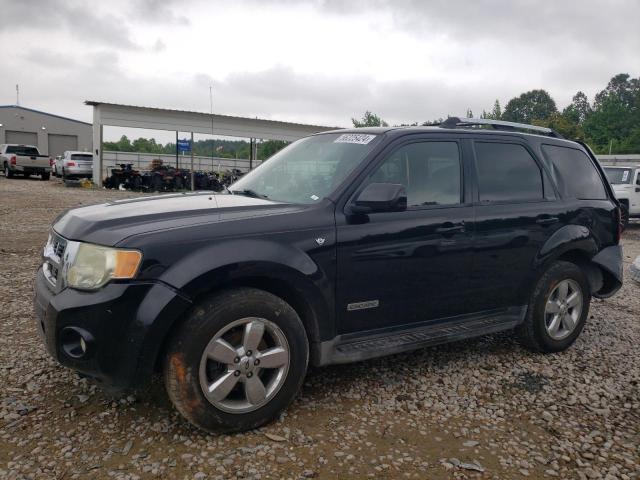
top-left (33, 127), bottom-right (624, 389)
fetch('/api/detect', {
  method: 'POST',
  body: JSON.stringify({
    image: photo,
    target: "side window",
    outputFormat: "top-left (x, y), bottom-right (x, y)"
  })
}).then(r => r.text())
top-left (366, 141), bottom-right (461, 207)
top-left (474, 142), bottom-right (543, 202)
top-left (541, 145), bottom-right (607, 200)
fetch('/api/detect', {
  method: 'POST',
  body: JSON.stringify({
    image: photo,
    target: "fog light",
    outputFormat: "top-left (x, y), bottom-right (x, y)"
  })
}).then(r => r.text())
top-left (60, 327), bottom-right (94, 359)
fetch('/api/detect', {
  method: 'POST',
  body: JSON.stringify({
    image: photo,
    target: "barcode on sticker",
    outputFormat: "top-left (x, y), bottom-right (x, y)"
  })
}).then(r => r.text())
top-left (334, 134), bottom-right (377, 145)
top-left (622, 170), bottom-right (629, 181)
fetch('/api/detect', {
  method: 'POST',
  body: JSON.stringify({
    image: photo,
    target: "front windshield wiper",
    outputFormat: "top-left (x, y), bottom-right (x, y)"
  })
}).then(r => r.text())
top-left (230, 189), bottom-right (269, 199)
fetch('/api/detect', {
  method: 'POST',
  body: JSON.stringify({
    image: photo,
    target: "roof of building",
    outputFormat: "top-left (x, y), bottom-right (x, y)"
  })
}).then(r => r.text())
top-left (85, 100), bottom-right (341, 131)
top-left (0, 105), bottom-right (91, 126)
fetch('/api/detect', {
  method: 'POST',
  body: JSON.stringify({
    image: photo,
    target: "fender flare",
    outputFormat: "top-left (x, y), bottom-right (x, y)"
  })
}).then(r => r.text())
top-left (137, 238), bottom-right (334, 374)
top-left (535, 224), bottom-right (621, 297)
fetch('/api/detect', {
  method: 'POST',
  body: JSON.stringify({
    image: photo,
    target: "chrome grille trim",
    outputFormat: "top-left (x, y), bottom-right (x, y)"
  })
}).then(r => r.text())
top-left (43, 232), bottom-right (68, 287)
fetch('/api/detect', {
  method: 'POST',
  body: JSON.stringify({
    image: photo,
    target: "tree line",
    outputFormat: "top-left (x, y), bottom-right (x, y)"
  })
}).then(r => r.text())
top-left (353, 73), bottom-right (640, 154)
top-left (102, 136), bottom-right (289, 161)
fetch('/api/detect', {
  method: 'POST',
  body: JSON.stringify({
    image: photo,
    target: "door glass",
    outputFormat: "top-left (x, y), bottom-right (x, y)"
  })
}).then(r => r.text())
top-left (366, 142), bottom-right (461, 207)
top-left (474, 142), bottom-right (543, 202)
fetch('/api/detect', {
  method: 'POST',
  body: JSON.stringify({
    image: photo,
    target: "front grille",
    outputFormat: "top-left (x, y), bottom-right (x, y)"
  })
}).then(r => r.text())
top-left (43, 232), bottom-right (67, 287)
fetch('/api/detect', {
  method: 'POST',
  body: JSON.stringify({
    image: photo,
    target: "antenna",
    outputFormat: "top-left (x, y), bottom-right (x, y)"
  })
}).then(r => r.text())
top-left (16, 84), bottom-right (20, 105)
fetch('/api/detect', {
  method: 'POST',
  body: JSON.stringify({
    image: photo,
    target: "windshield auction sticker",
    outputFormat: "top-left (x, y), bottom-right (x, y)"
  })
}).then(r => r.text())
top-left (334, 133), bottom-right (377, 145)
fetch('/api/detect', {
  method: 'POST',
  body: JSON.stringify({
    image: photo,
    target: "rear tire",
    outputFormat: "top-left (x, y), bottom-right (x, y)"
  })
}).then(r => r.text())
top-left (517, 261), bottom-right (590, 353)
top-left (164, 288), bottom-right (308, 433)
top-left (41, 173), bottom-right (50, 181)
top-left (4, 163), bottom-right (13, 178)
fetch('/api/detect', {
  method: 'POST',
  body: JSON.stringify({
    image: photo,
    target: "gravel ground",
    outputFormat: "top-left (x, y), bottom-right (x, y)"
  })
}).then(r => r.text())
top-left (1, 176), bottom-right (639, 480)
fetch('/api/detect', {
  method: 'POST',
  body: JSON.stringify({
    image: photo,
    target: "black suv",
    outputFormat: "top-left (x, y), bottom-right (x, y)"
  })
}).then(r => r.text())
top-left (34, 118), bottom-right (623, 432)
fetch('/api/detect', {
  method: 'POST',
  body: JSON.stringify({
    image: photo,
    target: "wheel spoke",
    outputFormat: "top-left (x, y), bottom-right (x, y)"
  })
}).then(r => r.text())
top-left (556, 281), bottom-right (569, 301)
top-left (243, 320), bottom-right (265, 352)
top-left (566, 291), bottom-right (580, 308)
top-left (206, 338), bottom-right (238, 364)
top-left (208, 371), bottom-right (239, 402)
top-left (545, 300), bottom-right (560, 314)
top-left (562, 313), bottom-right (576, 332)
top-left (547, 314), bottom-right (561, 336)
top-left (257, 347), bottom-right (288, 369)
top-left (244, 375), bottom-right (267, 405)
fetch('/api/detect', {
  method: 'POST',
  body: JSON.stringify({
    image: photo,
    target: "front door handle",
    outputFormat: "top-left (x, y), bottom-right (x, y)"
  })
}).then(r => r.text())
top-left (536, 216), bottom-right (559, 225)
top-left (435, 223), bottom-right (465, 234)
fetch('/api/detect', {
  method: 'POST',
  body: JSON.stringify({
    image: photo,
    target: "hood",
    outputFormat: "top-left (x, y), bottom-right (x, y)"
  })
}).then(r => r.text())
top-left (53, 192), bottom-right (302, 245)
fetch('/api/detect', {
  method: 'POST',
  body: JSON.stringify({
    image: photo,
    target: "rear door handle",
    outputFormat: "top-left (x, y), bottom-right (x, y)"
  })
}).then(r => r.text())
top-left (436, 223), bottom-right (465, 234)
top-left (536, 216), bottom-right (559, 225)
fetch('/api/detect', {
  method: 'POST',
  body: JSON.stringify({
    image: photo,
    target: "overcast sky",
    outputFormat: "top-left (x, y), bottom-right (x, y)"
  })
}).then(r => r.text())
top-left (1, 0), bottom-right (638, 142)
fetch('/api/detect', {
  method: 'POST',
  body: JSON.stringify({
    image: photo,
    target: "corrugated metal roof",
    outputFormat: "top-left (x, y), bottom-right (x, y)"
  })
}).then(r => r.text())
top-left (85, 100), bottom-right (341, 130)
top-left (0, 105), bottom-right (91, 126)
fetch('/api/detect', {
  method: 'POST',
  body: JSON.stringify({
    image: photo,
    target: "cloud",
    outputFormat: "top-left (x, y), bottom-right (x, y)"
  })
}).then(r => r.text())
top-left (0, 0), bottom-right (637, 138)
top-left (0, 0), bottom-right (137, 49)
top-left (152, 38), bottom-right (167, 52)
top-left (129, 0), bottom-right (191, 25)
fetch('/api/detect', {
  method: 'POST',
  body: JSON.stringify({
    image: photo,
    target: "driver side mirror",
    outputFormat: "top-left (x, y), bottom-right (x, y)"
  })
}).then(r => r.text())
top-left (350, 182), bottom-right (407, 214)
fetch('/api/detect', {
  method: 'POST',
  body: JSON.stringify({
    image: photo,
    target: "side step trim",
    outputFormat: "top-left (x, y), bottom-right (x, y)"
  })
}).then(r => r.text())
top-left (317, 307), bottom-right (526, 365)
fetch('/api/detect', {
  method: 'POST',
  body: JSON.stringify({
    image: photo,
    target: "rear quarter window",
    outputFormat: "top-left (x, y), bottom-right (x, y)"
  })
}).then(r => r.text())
top-left (541, 145), bottom-right (607, 200)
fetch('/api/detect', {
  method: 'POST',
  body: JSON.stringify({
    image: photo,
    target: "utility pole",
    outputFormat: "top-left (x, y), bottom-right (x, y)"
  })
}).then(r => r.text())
top-left (176, 131), bottom-right (179, 168)
top-left (210, 85), bottom-right (214, 161)
top-left (190, 132), bottom-right (195, 191)
top-left (16, 84), bottom-right (19, 106)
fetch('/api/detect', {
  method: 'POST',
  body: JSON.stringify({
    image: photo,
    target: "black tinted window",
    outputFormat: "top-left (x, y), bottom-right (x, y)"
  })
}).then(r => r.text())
top-left (368, 142), bottom-right (461, 207)
top-left (474, 142), bottom-right (543, 202)
top-left (6, 146), bottom-right (39, 156)
top-left (541, 145), bottom-right (607, 200)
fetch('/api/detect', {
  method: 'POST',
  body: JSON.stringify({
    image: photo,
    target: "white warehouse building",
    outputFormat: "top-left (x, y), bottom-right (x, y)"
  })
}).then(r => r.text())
top-left (0, 105), bottom-right (92, 157)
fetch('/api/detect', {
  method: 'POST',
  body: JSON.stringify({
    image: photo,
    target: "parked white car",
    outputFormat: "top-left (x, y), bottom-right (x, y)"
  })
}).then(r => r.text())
top-left (603, 165), bottom-right (640, 227)
top-left (60, 151), bottom-right (93, 180)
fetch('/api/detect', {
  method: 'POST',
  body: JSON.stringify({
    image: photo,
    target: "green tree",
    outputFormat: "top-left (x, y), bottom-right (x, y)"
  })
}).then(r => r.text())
top-left (352, 111), bottom-right (388, 127)
top-left (583, 73), bottom-right (640, 153)
top-left (258, 140), bottom-right (289, 160)
top-left (502, 89), bottom-right (558, 123)
top-left (482, 100), bottom-right (502, 119)
top-left (562, 91), bottom-right (591, 124)
top-left (532, 113), bottom-right (585, 140)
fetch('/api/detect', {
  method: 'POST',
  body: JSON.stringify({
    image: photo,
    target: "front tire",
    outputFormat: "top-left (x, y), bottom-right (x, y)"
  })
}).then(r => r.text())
top-left (164, 288), bottom-right (309, 433)
top-left (517, 261), bottom-right (590, 353)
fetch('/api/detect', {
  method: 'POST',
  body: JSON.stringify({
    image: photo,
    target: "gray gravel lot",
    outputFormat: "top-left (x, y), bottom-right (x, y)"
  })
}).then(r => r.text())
top-left (1, 176), bottom-right (639, 480)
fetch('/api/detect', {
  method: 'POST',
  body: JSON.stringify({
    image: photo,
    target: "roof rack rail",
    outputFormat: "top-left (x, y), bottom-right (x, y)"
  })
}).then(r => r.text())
top-left (439, 117), bottom-right (564, 138)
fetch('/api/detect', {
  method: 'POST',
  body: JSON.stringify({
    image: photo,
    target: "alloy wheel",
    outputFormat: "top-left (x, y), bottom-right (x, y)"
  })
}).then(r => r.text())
top-left (198, 317), bottom-right (290, 413)
top-left (544, 279), bottom-right (583, 340)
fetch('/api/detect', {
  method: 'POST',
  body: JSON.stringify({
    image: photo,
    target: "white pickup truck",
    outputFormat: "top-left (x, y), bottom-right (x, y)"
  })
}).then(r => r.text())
top-left (1, 144), bottom-right (52, 180)
top-left (603, 165), bottom-right (640, 227)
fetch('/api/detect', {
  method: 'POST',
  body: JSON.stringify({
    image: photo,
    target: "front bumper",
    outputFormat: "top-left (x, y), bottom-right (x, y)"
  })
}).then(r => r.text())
top-left (34, 267), bottom-right (191, 390)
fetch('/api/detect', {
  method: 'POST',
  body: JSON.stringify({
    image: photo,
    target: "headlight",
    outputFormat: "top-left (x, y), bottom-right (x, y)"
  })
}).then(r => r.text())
top-left (66, 242), bottom-right (142, 290)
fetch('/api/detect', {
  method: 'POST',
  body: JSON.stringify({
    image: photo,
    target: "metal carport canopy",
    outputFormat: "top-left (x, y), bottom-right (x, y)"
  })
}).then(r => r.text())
top-left (85, 100), bottom-right (340, 185)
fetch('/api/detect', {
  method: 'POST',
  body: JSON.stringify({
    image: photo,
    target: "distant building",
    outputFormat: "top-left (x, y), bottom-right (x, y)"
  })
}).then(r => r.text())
top-left (0, 105), bottom-right (91, 157)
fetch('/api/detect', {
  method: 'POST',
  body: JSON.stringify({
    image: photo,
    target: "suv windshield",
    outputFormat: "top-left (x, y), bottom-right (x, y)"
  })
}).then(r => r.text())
top-left (6, 146), bottom-right (39, 156)
top-left (230, 133), bottom-right (381, 204)
top-left (604, 167), bottom-right (633, 184)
